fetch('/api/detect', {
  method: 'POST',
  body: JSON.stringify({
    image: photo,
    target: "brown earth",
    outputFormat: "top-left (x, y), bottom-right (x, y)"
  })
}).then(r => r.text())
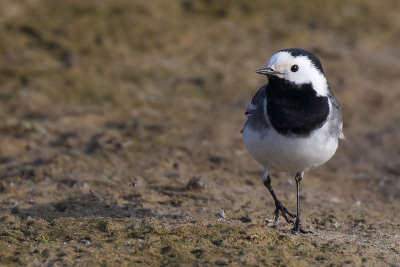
top-left (0, 0), bottom-right (400, 266)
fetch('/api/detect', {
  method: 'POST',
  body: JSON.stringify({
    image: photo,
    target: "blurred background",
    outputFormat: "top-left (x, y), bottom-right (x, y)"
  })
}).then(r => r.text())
top-left (0, 0), bottom-right (399, 265)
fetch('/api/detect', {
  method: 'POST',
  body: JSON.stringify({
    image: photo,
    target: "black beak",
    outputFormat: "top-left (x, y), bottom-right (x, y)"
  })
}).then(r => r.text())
top-left (256, 67), bottom-right (279, 76)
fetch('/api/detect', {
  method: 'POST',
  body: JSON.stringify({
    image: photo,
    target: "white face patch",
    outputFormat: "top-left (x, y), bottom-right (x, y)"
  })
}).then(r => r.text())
top-left (266, 51), bottom-right (328, 96)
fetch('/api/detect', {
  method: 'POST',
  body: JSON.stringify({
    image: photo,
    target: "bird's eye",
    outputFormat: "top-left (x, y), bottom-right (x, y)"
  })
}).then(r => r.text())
top-left (291, 65), bottom-right (299, 72)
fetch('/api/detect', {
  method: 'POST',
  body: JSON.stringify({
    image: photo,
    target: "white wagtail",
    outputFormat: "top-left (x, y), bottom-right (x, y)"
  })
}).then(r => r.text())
top-left (242, 48), bottom-right (344, 233)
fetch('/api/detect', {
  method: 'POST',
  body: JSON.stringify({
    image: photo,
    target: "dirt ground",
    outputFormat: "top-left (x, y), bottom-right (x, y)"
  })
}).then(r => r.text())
top-left (0, 0), bottom-right (400, 266)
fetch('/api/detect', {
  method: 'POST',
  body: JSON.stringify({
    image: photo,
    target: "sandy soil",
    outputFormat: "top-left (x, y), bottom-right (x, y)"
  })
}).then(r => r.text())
top-left (0, 0), bottom-right (400, 266)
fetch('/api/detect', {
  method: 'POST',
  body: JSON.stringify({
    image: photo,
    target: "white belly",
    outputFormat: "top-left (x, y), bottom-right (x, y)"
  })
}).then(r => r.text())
top-left (243, 122), bottom-right (338, 172)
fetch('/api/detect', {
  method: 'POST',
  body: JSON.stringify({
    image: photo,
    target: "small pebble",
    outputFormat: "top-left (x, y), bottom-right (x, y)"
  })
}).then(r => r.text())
top-left (216, 210), bottom-right (226, 220)
top-left (333, 221), bottom-right (341, 229)
top-left (187, 176), bottom-right (208, 191)
top-left (354, 200), bottom-right (361, 207)
top-left (79, 239), bottom-right (91, 246)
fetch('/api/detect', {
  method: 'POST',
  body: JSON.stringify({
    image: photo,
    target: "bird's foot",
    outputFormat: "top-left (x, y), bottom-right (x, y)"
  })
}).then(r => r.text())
top-left (273, 200), bottom-right (296, 224)
top-left (291, 218), bottom-right (311, 234)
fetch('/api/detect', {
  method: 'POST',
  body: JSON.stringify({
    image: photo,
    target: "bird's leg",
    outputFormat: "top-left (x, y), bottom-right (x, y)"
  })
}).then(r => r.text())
top-left (262, 169), bottom-right (296, 224)
top-left (292, 172), bottom-right (309, 233)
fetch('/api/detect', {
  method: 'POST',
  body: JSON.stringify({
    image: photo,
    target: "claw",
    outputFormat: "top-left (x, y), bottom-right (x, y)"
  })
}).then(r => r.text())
top-left (273, 200), bottom-right (296, 224)
top-left (291, 218), bottom-right (311, 234)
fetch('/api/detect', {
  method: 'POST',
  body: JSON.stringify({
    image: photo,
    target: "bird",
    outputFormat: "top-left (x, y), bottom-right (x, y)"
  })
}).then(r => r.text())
top-left (242, 48), bottom-right (344, 233)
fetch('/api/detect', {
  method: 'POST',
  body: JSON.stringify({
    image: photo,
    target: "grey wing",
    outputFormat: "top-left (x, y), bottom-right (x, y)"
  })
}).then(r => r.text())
top-left (243, 85), bottom-right (271, 132)
top-left (327, 86), bottom-right (344, 139)
top-left (245, 85), bottom-right (267, 117)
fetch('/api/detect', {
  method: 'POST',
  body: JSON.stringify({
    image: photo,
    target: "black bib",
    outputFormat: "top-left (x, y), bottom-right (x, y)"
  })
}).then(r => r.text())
top-left (266, 77), bottom-right (329, 136)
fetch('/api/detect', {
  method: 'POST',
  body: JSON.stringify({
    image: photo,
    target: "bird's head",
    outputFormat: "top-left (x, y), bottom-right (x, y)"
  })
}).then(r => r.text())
top-left (256, 48), bottom-right (329, 96)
